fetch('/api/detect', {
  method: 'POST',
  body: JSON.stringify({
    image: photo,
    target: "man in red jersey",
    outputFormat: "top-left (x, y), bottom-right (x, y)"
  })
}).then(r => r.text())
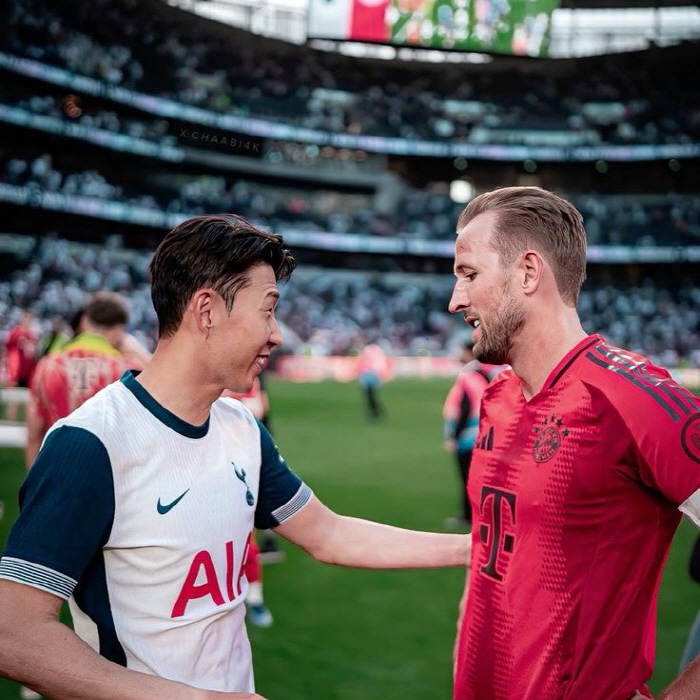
top-left (449, 186), bottom-right (700, 700)
top-left (25, 291), bottom-right (134, 467)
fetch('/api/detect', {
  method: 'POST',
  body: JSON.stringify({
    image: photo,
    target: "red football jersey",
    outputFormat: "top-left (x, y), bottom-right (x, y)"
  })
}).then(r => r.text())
top-left (5, 325), bottom-right (38, 384)
top-left (29, 333), bottom-right (127, 427)
top-left (455, 334), bottom-right (700, 700)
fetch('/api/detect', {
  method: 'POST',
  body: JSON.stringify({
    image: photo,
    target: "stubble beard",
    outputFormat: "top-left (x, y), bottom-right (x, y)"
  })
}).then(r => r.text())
top-left (472, 290), bottom-right (526, 366)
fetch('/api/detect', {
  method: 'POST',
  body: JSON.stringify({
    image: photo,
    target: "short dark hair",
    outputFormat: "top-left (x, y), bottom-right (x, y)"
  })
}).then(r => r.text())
top-left (149, 214), bottom-right (296, 337)
top-left (84, 292), bottom-right (129, 327)
top-left (457, 187), bottom-right (586, 306)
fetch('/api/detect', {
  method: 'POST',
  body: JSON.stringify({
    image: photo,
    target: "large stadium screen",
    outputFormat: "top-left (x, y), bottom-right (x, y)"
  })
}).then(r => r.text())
top-left (307, 0), bottom-right (561, 57)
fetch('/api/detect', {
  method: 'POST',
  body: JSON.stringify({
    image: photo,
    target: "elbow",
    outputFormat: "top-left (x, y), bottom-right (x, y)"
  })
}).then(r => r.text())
top-left (305, 538), bottom-right (341, 566)
top-left (305, 518), bottom-right (346, 566)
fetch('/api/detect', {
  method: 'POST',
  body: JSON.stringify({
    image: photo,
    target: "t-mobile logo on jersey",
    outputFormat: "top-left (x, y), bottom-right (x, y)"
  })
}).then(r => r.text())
top-left (479, 486), bottom-right (516, 582)
top-left (171, 537), bottom-right (251, 618)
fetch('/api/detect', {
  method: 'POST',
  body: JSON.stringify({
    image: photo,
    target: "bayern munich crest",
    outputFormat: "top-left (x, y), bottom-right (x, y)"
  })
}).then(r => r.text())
top-left (682, 413), bottom-right (700, 464)
top-left (532, 414), bottom-right (569, 463)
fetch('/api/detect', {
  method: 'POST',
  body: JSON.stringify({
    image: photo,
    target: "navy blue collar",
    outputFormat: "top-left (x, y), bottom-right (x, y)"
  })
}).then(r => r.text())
top-left (120, 370), bottom-right (210, 438)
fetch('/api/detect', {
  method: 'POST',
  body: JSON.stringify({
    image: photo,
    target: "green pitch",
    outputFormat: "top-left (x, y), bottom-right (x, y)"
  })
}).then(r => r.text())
top-left (0, 378), bottom-right (697, 699)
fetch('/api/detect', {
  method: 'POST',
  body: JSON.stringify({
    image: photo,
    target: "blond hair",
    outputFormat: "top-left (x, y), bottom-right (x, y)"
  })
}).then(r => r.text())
top-left (457, 186), bottom-right (587, 306)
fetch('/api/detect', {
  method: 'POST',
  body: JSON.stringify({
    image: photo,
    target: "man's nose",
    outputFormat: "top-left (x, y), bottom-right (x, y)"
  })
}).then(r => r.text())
top-left (448, 285), bottom-right (469, 314)
top-left (269, 316), bottom-right (283, 347)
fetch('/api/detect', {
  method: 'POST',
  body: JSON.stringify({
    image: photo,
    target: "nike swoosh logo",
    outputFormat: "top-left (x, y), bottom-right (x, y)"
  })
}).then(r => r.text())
top-left (157, 489), bottom-right (190, 514)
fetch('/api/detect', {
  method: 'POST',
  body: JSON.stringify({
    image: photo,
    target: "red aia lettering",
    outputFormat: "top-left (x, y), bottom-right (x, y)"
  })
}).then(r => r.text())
top-left (172, 539), bottom-right (247, 618)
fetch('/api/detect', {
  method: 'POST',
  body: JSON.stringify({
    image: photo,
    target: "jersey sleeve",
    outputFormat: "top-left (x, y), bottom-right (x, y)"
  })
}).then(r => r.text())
top-left (254, 420), bottom-right (312, 530)
top-left (0, 426), bottom-right (115, 599)
top-left (613, 375), bottom-right (700, 519)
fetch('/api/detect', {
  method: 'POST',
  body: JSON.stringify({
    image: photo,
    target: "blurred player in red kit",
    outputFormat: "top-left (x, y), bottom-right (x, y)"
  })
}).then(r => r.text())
top-left (4, 310), bottom-right (38, 420)
top-left (449, 186), bottom-right (700, 700)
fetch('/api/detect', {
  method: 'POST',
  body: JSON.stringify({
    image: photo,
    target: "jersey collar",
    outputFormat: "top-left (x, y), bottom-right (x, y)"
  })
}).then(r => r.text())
top-left (119, 370), bottom-right (210, 438)
top-left (542, 334), bottom-right (602, 391)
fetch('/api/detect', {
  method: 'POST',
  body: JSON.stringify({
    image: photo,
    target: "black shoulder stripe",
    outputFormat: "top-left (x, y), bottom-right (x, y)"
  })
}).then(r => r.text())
top-left (595, 344), bottom-right (698, 416)
top-left (635, 367), bottom-right (698, 415)
top-left (585, 351), bottom-right (680, 422)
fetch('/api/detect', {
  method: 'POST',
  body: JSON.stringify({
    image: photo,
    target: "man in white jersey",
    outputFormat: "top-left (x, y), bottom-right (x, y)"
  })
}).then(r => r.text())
top-left (0, 214), bottom-right (469, 700)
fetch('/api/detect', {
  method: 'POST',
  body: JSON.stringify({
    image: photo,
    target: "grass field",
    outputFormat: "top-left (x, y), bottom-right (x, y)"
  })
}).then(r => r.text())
top-left (0, 377), bottom-right (698, 699)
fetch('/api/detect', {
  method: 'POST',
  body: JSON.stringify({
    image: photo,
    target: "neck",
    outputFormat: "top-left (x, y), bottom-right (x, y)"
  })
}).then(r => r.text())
top-left (508, 306), bottom-right (587, 401)
top-left (135, 337), bottom-right (222, 425)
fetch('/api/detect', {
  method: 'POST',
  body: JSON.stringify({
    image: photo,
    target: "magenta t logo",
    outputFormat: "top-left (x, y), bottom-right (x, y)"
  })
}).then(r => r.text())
top-left (479, 486), bottom-right (517, 582)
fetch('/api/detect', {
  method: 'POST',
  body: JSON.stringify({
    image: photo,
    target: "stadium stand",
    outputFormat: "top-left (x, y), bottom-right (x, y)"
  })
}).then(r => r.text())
top-left (0, 0), bottom-right (698, 373)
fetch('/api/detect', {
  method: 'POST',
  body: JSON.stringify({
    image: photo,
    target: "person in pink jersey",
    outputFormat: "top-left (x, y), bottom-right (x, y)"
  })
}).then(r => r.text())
top-left (442, 339), bottom-right (491, 528)
top-left (449, 186), bottom-right (700, 700)
top-left (357, 341), bottom-right (391, 421)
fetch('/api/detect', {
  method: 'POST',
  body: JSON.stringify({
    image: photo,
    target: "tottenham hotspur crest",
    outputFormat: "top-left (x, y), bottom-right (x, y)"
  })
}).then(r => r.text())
top-left (232, 462), bottom-right (255, 506)
top-left (532, 415), bottom-right (570, 463)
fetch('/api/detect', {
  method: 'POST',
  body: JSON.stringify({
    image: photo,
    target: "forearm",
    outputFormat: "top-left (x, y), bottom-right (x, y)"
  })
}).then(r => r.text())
top-left (0, 610), bottom-right (257, 700)
top-left (308, 513), bottom-right (468, 568)
top-left (658, 655), bottom-right (700, 700)
top-left (332, 516), bottom-right (468, 568)
top-left (276, 497), bottom-right (469, 569)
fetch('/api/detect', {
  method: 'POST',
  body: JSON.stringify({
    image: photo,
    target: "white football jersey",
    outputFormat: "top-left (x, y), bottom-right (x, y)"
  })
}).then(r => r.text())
top-left (0, 371), bottom-right (311, 691)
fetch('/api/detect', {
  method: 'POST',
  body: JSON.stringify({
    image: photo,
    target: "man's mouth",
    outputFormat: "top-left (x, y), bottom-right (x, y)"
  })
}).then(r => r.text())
top-left (466, 316), bottom-right (481, 329)
top-left (255, 355), bottom-right (269, 369)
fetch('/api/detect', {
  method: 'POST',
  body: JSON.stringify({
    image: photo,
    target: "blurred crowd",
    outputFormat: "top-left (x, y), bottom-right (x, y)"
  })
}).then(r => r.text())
top-left (2, 90), bottom-right (387, 175)
top-left (3, 154), bottom-right (700, 246)
top-left (3, 0), bottom-right (700, 145)
top-left (1, 235), bottom-right (698, 367)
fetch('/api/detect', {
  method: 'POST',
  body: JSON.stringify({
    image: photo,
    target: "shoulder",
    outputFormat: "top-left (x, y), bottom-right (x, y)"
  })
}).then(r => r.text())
top-left (31, 353), bottom-right (62, 382)
top-left (215, 395), bottom-right (258, 421)
top-left (573, 339), bottom-right (699, 427)
top-left (53, 380), bottom-right (131, 434)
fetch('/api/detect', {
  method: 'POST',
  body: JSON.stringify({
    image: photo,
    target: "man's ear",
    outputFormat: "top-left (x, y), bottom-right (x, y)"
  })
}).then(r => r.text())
top-left (517, 250), bottom-right (545, 297)
top-left (191, 290), bottom-right (215, 336)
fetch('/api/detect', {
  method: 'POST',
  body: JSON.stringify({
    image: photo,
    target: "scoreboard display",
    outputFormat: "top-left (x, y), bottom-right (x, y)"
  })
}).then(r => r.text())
top-left (307, 0), bottom-right (560, 57)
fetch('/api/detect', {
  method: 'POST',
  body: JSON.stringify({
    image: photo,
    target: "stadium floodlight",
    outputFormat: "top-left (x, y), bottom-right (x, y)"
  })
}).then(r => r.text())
top-left (450, 179), bottom-right (475, 204)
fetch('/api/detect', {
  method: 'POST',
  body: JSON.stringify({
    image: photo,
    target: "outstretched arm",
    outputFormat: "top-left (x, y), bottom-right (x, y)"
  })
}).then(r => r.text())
top-left (274, 495), bottom-right (469, 569)
top-left (0, 580), bottom-right (267, 700)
